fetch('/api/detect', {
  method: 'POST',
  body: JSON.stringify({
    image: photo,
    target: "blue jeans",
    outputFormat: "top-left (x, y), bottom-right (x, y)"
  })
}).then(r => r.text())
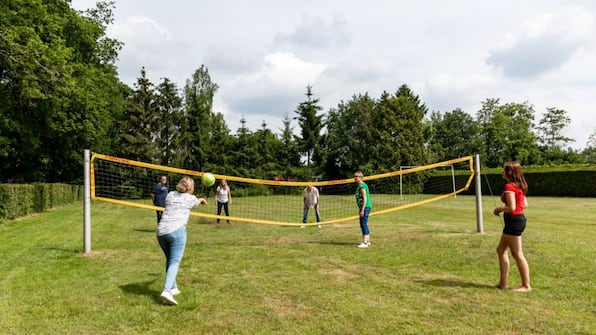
top-left (303, 205), bottom-right (321, 223)
top-left (359, 207), bottom-right (371, 235)
top-left (157, 226), bottom-right (186, 292)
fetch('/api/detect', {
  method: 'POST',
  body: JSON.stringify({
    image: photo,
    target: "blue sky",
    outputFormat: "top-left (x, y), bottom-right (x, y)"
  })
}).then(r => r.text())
top-left (72, 0), bottom-right (596, 149)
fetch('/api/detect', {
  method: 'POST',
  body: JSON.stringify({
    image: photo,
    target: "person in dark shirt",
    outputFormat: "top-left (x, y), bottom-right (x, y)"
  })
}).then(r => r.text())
top-left (151, 175), bottom-right (168, 223)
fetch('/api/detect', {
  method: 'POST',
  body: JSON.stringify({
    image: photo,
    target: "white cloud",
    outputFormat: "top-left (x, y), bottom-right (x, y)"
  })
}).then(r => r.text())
top-left (487, 6), bottom-right (594, 78)
top-left (107, 15), bottom-right (195, 86)
top-left (216, 52), bottom-right (327, 132)
top-left (274, 13), bottom-right (351, 50)
top-left (419, 72), bottom-right (495, 113)
top-left (70, 0), bottom-right (596, 150)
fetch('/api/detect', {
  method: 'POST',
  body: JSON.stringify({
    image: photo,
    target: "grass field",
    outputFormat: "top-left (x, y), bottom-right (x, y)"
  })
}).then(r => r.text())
top-left (1, 196), bottom-right (594, 334)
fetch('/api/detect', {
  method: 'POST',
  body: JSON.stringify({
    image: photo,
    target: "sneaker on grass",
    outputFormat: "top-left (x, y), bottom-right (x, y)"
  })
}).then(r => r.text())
top-left (160, 291), bottom-right (178, 305)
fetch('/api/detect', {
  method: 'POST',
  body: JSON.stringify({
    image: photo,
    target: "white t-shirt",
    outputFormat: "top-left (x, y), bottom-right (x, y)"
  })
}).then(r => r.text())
top-left (216, 185), bottom-right (230, 203)
top-left (157, 191), bottom-right (200, 236)
top-left (303, 187), bottom-right (319, 208)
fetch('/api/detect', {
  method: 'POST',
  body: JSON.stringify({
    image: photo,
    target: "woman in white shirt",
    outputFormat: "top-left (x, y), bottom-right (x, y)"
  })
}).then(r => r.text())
top-left (157, 176), bottom-right (207, 305)
top-left (216, 179), bottom-right (232, 223)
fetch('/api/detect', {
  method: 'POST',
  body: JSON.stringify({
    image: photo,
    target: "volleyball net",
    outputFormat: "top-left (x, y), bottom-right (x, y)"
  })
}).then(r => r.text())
top-left (90, 153), bottom-right (475, 226)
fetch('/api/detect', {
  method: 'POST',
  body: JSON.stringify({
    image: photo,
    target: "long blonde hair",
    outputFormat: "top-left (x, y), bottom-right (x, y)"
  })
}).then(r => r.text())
top-left (176, 176), bottom-right (195, 193)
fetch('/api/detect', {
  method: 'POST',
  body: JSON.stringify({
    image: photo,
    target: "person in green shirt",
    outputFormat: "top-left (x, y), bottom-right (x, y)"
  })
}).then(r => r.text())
top-left (353, 171), bottom-right (372, 248)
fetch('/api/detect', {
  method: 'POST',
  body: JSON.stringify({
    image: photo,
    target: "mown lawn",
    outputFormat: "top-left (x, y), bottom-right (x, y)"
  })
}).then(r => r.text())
top-left (0, 196), bottom-right (594, 334)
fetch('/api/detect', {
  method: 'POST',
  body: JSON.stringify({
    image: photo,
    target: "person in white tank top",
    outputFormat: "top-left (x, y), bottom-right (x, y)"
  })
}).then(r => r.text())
top-left (216, 179), bottom-right (232, 223)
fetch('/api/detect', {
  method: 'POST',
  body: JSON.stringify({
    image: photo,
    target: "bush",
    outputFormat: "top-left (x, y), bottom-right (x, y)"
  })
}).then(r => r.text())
top-left (464, 170), bottom-right (596, 197)
top-left (0, 183), bottom-right (83, 221)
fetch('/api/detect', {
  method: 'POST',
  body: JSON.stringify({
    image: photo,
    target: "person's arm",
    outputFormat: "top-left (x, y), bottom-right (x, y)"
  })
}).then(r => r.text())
top-left (150, 193), bottom-right (156, 205)
top-left (228, 188), bottom-right (232, 204)
top-left (359, 187), bottom-right (366, 216)
top-left (197, 197), bottom-right (208, 206)
top-left (493, 192), bottom-right (516, 215)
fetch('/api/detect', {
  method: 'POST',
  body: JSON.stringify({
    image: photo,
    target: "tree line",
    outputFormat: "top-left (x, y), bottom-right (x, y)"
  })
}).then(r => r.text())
top-left (1, 1), bottom-right (595, 184)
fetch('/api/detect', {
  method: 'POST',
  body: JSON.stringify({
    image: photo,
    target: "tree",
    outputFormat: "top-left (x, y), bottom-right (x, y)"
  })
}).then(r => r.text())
top-left (476, 99), bottom-right (539, 167)
top-left (178, 65), bottom-right (219, 171)
top-left (582, 129), bottom-right (596, 164)
top-left (276, 113), bottom-right (301, 178)
top-left (206, 112), bottom-right (233, 174)
top-left (0, 0), bottom-right (125, 182)
top-left (536, 107), bottom-right (577, 163)
top-left (371, 85), bottom-right (428, 171)
top-left (231, 116), bottom-right (258, 176)
top-left (253, 121), bottom-right (280, 178)
top-left (428, 108), bottom-right (483, 161)
top-left (295, 85), bottom-right (323, 171)
top-left (153, 77), bottom-right (183, 166)
top-left (537, 107), bottom-right (573, 149)
top-left (323, 93), bottom-right (375, 178)
top-left (120, 67), bottom-right (157, 162)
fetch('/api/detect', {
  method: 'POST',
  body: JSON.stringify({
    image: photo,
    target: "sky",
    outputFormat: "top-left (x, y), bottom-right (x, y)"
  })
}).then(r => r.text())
top-left (71, 0), bottom-right (596, 150)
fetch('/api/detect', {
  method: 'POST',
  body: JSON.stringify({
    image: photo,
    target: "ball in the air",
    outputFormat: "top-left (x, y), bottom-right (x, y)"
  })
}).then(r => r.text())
top-left (202, 173), bottom-right (215, 187)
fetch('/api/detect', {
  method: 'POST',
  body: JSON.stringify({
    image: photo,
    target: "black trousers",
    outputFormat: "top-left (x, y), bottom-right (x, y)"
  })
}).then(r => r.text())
top-left (217, 201), bottom-right (230, 222)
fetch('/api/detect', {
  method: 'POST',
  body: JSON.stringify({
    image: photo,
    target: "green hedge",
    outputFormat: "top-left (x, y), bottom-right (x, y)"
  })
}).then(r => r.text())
top-left (462, 170), bottom-right (596, 197)
top-left (0, 183), bottom-right (83, 221)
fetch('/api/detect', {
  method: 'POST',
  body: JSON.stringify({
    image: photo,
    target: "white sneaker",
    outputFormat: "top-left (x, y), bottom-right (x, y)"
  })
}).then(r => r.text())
top-left (170, 288), bottom-right (181, 296)
top-left (317, 225), bottom-right (321, 228)
top-left (357, 242), bottom-right (370, 248)
top-left (160, 291), bottom-right (178, 305)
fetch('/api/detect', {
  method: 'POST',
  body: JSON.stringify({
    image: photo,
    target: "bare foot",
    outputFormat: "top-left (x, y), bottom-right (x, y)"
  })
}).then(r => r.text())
top-left (494, 284), bottom-right (507, 289)
top-left (512, 286), bottom-right (532, 292)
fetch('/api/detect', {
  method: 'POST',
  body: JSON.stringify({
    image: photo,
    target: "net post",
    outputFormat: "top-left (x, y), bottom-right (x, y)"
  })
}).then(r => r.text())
top-left (83, 149), bottom-right (91, 253)
top-left (474, 154), bottom-right (484, 233)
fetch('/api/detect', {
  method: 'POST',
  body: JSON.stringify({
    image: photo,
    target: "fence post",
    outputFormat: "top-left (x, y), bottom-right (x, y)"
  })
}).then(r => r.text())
top-left (475, 154), bottom-right (484, 233)
top-left (84, 149), bottom-right (91, 253)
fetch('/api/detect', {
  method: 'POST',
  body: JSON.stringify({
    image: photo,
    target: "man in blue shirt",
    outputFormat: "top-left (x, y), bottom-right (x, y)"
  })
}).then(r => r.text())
top-left (151, 175), bottom-right (168, 223)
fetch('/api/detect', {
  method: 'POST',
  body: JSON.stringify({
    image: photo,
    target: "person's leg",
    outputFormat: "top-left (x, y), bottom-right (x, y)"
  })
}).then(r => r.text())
top-left (223, 202), bottom-right (230, 223)
top-left (496, 234), bottom-right (510, 289)
top-left (362, 208), bottom-right (370, 243)
top-left (358, 208), bottom-right (371, 247)
top-left (163, 226), bottom-right (187, 292)
top-left (302, 205), bottom-right (309, 224)
top-left (510, 236), bottom-right (531, 291)
top-left (156, 211), bottom-right (162, 224)
top-left (157, 234), bottom-right (171, 274)
top-left (217, 202), bottom-right (223, 223)
top-left (157, 233), bottom-right (178, 304)
top-left (315, 208), bottom-right (321, 222)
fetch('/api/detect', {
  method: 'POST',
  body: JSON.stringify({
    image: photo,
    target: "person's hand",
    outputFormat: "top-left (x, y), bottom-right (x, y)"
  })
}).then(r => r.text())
top-left (198, 197), bottom-right (208, 205)
top-left (493, 208), bottom-right (501, 216)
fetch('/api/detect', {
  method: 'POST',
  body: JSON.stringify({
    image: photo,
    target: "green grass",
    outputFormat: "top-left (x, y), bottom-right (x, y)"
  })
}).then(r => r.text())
top-left (1, 196), bottom-right (594, 334)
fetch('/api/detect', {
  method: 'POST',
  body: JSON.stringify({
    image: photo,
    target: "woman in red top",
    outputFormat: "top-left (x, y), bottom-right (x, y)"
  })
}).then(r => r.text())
top-left (493, 161), bottom-right (531, 292)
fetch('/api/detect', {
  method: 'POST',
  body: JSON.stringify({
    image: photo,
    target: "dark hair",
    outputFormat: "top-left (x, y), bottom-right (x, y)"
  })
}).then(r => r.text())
top-left (504, 161), bottom-right (528, 194)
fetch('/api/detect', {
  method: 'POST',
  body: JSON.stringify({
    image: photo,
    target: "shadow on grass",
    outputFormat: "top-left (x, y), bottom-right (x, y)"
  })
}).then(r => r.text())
top-left (415, 278), bottom-right (494, 289)
top-left (133, 228), bottom-right (155, 233)
top-left (120, 278), bottom-right (161, 303)
top-left (303, 240), bottom-right (359, 246)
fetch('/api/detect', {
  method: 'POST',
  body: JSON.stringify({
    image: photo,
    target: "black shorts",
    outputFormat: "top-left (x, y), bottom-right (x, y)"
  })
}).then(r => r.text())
top-left (503, 214), bottom-right (527, 236)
